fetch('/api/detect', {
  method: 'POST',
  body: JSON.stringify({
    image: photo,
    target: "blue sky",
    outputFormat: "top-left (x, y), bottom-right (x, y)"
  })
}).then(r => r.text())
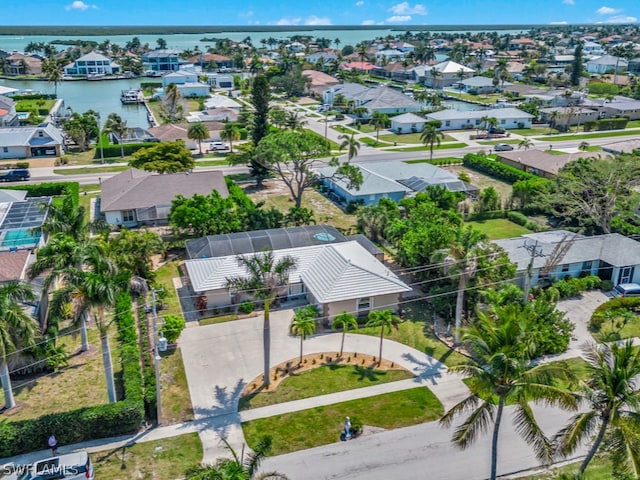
top-left (1, 0), bottom-right (638, 26)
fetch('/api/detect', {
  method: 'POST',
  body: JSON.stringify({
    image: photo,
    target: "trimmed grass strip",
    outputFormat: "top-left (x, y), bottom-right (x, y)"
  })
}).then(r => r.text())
top-left (242, 387), bottom-right (443, 455)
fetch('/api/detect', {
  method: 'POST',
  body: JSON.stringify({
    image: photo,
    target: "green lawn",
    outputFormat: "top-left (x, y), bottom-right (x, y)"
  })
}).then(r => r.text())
top-left (243, 387), bottom-right (443, 455)
top-left (54, 165), bottom-right (130, 175)
top-left (355, 304), bottom-right (467, 367)
top-left (331, 125), bottom-right (359, 135)
top-left (160, 346), bottom-right (193, 424)
top-left (239, 364), bottom-right (414, 410)
top-left (93, 433), bottom-right (202, 480)
top-left (194, 159), bottom-right (230, 167)
top-left (378, 132), bottom-right (456, 144)
top-left (404, 157), bottom-right (462, 165)
top-left (444, 91), bottom-right (501, 104)
top-left (15, 98), bottom-right (56, 113)
top-left (477, 139), bottom-right (522, 145)
top-left (466, 218), bottom-right (532, 240)
top-left (388, 142), bottom-right (467, 152)
top-left (509, 128), bottom-right (547, 136)
top-left (1, 326), bottom-right (122, 421)
top-left (521, 457), bottom-right (611, 479)
top-left (154, 259), bottom-right (183, 317)
top-left (360, 137), bottom-right (382, 147)
top-left (534, 128), bottom-right (640, 142)
top-left (592, 311), bottom-right (640, 343)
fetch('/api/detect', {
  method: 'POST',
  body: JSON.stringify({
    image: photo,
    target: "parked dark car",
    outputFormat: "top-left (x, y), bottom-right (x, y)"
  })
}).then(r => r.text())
top-left (0, 168), bottom-right (30, 182)
top-left (494, 144), bottom-right (514, 151)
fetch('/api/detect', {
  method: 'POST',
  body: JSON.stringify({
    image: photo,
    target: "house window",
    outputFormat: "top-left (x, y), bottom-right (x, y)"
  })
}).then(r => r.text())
top-left (2, 147), bottom-right (7, 153)
top-left (500, 119), bottom-right (506, 124)
top-left (561, 264), bottom-right (570, 273)
top-left (445, 121), bottom-right (450, 127)
top-left (357, 297), bottom-right (371, 313)
top-left (582, 261), bottom-right (593, 271)
top-left (122, 210), bottom-right (135, 223)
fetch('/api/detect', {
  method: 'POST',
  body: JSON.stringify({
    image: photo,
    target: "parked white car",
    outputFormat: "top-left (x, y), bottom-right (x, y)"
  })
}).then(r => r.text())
top-left (210, 142), bottom-right (230, 151)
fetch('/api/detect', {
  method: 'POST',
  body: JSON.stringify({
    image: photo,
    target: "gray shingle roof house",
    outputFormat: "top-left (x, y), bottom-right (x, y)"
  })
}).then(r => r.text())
top-left (323, 84), bottom-right (421, 115)
top-left (0, 96), bottom-right (18, 127)
top-left (100, 168), bottom-right (229, 228)
top-left (184, 239), bottom-right (411, 321)
top-left (0, 123), bottom-right (64, 159)
top-left (496, 149), bottom-right (605, 178)
top-left (494, 231), bottom-right (640, 288)
top-left (390, 112), bottom-right (428, 133)
top-left (318, 160), bottom-right (478, 206)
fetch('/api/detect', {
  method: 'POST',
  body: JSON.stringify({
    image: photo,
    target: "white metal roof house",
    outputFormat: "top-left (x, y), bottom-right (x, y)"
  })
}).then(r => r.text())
top-left (184, 240), bottom-right (411, 321)
top-left (318, 160), bottom-right (479, 206)
top-left (426, 107), bottom-right (534, 131)
top-left (494, 230), bottom-right (640, 289)
top-left (324, 84), bottom-right (422, 116)
top-left (100, 168), bottom-right (229, 228)
top-left (452, 75), bottom-right (512, 94)
top-left (390, 112), bottom-right (428, 134)
top-left (413, 60), bottom-right (475, 88)
top-left (63, 51), bottom-right (120, 76)
top-left (0, 123), bottom-right (64, 159)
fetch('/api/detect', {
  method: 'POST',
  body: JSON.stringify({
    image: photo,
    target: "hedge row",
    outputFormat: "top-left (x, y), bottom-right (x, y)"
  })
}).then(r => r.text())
top-left (463, 153), bottom-right (543, 184)
top-left (550, 275), bottom-right (602, 300)
top-left (0, 293), bottom-right (145, 457)
top-left (3, 182), bottom-right (80, 207)
top-left (583, 117), bottom-right (628, 132)
top-left (506, 211), bottom-right (540, 232)
top-left (94, 143), bottom-right (151, 159)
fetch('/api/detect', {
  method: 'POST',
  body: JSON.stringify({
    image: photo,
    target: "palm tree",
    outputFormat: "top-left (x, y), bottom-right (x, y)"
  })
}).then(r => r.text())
top-left (338, 133), bottom-right (361, 161)
top-left (429, 67), bottom-right (442, 88)
top-left (420, 124), bottom-right (444, 160)
top-left (432, 226), bottom-right (485, 344)
top-left (331, 310), bottom-right (358, 357)
top-left (290, 306), bottom-right (316, 364)
top-left (226, 251), bottom-right (297, 388)
top-left (0, 281), bottom-right (38, 409)
top-left (187, 122), bottom-right (209, 155)
top-left (554, 341), bottom-right (640, 477)
top-left (43, 58), bottom-right (63, 96)
top-left (518, 138), bottom-right (533, 150)
top-left (441, 306), bottom-right (578, 480)
top-left (284, 111), bottom-right (306, 131)
top-left (163, 83), bottom-right (182, 121)
top-left (185, 436), bottom-right (288, 480)
top-left (103, 113), bottom-right (128, 158)
top-left (365, 309), bottom-right (401, 364)
top-left (578, 141), bottom-right (590, 152)
top-left (220, 122), bottom-right (241, 153)
top-left (371, 111), bottom-right (389, 144)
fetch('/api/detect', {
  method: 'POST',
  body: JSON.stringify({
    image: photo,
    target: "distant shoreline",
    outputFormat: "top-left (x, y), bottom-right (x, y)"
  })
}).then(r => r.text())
top-left (0, 24), bottom-right (562, 36)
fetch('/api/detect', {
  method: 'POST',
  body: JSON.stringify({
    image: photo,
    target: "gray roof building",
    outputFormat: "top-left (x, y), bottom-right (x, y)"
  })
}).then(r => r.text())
top-left (426, 107), bottom-right (534, 122)
top-left (0, 123), bottom-right (63, 148)
top-left (100, 168), bottom-right (229, 214)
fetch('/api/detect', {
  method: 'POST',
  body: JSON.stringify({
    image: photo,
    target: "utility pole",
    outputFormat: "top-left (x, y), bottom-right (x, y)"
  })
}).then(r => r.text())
top-left (151, 289), bottom-right (163, 426)
top-left (522, 239), bottom-right (544, 304)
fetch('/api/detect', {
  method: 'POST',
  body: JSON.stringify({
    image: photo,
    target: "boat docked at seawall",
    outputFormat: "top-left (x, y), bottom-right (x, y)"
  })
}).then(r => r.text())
top-left (121, 89), bottom-right (143, 104)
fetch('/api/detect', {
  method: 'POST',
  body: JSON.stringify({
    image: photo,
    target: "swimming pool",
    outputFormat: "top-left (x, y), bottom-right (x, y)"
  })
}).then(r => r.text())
top-left (1, 229), bottom-right (40, 248)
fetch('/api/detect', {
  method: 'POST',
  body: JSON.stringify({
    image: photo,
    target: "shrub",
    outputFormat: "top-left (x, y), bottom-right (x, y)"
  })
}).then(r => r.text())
top-left (601, 280), bottom-right (614, 291)
top-left (162, 314), bottom-right (186, 343)
top-left (94, 143), bottom-right (151, 159)
top-left (506, 211), bottom-right (529, 226)
top-left (552, 275), bottom-right (602, 299)
top-left (239, 301), bottom-right (254, 315)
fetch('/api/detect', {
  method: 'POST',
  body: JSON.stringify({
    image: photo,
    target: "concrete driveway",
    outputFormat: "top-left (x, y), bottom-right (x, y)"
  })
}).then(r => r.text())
top-left (557, 290), bottom-right (610, 356)
top-left (180, 309), bottom-right (470, 462)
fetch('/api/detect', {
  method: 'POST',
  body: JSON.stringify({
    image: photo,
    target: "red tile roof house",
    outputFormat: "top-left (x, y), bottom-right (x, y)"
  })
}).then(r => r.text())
top-left (99, 168), bottom-right (229, 228)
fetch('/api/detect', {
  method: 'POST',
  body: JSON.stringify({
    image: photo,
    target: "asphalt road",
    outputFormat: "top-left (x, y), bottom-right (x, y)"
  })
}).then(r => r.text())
top-left (262, 404), bottom-right (586, 480)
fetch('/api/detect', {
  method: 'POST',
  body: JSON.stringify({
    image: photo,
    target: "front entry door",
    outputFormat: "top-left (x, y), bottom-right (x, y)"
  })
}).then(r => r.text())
top-left (619, 266), bottom-right (635, 284)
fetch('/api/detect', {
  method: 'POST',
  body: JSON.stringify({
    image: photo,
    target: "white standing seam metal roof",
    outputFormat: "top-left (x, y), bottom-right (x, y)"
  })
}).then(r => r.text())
top-left (185, 241), bottom-right (411, 303)
top-left (0, 124), bottom-right (63, 148)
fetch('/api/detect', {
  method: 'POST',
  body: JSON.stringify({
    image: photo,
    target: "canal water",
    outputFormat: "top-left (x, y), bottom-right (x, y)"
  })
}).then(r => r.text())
top-left (0, 78), bottom-right (150, 128)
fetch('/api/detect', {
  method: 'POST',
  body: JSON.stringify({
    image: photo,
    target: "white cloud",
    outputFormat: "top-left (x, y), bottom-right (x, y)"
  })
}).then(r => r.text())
top-left (356, 0), bottom-right (365, 5)
top-left (361, 19), bottom-right (375, 24)
top-left (562, 0), bottom-right (574, 5)
top-left (65, 0), bottom-right (97, 10)
top-left (596, 6), bottom-right (620, 14)
top-left (550, 20), bottom-right (569, 24)
top-left (275, 17), bottom-right (302, 25)
top-left (305, 15), bottom-right (332, 25)
top-left (605, 14), bottom-right (637, 22)
top-left (238, 10), bottom-right (254, 18)
top-left (389, 2), bottom-right (427, 15)
top-left (386, 15), bottom-right (412, 22)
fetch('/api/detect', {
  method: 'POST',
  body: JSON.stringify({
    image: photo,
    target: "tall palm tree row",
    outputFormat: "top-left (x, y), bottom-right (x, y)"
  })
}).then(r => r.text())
top-left (441, 305), bottom-right (578, 480)
top-left (554, 340), bottom-right (640, 477)
top-left (0, 281), bottom-right (39, 409)
top-left (226, 251), bottom-right (297, 387)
